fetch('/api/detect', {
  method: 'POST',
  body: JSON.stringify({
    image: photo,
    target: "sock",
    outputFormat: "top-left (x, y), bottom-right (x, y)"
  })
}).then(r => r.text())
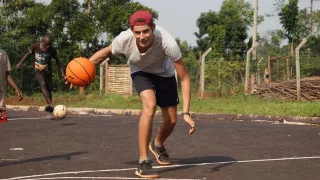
top-left (154, 140), bottom-right (163, 148)
top-left (139, 159), bottom-right (149, 164)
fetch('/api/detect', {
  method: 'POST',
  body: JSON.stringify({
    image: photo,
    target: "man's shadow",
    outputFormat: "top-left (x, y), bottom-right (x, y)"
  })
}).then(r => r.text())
top-left (0, 151), bottom-right (89, 167)
top-left (123, 156), bottom-right (236, 173)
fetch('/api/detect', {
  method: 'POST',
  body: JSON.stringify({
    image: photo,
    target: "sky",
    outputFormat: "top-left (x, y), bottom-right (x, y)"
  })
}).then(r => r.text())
top-left (38, 0), bottom-right (320, 46)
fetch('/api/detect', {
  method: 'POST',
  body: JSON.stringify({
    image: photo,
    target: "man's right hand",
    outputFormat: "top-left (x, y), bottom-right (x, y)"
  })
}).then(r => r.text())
top-left (16, 63), bottom-right (22, 69)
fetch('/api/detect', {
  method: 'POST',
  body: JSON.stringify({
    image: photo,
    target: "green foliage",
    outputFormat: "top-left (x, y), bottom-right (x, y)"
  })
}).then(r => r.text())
top-left (175, 38), bottom-right (200, 90)
top-left (271, 30), bottom-right (285, 49)
top-left (92, 0), bottom-right (158, 38)
top-left (195, 0), bottom-right (264, 59)
top-left (278, 0), bottom-right (299, 41)
top-left (205, 60), bottom-right (245, 96)
top-left (195, 11), bottom-right (220, 51)
top-left (306, 35), bottom-right (320, 56)
top-left (312, 10), bottom-right (320, 32)
top-left (208, 25), bottom-right (226, 57)
top-left (0, 0), bottom-right (158, 94)
top-left (8, 93), bottom-right (320, 117)
top-left (278, 0), bottom-right (299, 55)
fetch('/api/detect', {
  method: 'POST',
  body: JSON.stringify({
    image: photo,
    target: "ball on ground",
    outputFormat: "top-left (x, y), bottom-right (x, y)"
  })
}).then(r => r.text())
top-left (66, 57), bottom-right (96, 87)
top-left (53, 105), bottom-right (67, 119)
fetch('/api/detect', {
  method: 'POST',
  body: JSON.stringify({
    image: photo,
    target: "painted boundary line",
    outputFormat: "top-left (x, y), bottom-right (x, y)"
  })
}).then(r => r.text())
top-left (17, 177), bottom-right (200, 180)
top-left (8, 117), bottom-right (45, 121)
top-left (6, 105), bottom-right (320, 125)
top-left (3, 156), bottom-right (320, 180)
top-left (7, 114), bottom-right (112, 121)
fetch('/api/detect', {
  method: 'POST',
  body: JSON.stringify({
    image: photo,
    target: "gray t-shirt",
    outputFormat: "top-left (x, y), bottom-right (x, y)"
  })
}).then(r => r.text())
top-left (0, 49), bottom-right (12, 110)
top-left (111, 26), bottom-right (182, 77)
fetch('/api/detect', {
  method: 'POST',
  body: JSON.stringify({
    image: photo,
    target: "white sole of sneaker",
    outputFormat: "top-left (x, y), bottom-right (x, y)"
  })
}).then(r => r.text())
top-left (135, 170), bottom-right (160, 178)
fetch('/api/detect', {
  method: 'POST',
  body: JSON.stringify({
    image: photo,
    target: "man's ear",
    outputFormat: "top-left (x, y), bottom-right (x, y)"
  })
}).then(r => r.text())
top-left (152, 24), bottom-right (156, 31)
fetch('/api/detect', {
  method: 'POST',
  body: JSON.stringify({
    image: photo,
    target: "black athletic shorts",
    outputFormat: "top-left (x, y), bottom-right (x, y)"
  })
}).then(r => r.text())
top-left (35, 71), bottom-right (53, 92)
top-left (131, 71), bottom-right (179, 108)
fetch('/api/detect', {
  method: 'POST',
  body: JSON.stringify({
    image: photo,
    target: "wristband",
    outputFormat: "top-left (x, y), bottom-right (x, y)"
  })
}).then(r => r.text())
top-left (182, 112), bottom-right (190, 116)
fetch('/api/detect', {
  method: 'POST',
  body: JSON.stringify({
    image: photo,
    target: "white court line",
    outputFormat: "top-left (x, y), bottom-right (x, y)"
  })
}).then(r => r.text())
top-left (4, 155), bottom-right (320, 180)
top-left (91, 115), bottom-right (113, 117)
top-left (8, 117), bottom-right (44, 121)
top-left (20, 177), bottom-right (199, 180)
top-left (8, 115), bottom-right (113, 121)
top-left (0, 159), bottom-right (20, 161)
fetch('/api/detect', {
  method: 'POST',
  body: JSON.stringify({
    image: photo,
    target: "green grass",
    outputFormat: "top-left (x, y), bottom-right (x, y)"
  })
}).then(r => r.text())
top-left (190, 94), bottom-right (320, 117)
top-left (6, 92), bottom-right (320, 117)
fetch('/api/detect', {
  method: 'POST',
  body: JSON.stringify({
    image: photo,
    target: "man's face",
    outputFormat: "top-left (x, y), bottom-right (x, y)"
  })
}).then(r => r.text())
top-left (132, 25), bottom-right (155, 48)
top-left (41, 37), bottom-right (52, 50)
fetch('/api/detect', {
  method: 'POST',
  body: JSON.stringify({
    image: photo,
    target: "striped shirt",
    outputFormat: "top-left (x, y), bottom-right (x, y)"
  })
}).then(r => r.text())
top-left (111, 26), bottom-right (181, 77)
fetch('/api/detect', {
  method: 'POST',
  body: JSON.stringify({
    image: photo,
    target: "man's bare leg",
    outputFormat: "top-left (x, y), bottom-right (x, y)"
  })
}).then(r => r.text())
top-left (148, 106), bottom-right (177, 165)
top-left (155, 106), bottom-right (177, 146)
top-left (138, 89), bottom-right (157, 161)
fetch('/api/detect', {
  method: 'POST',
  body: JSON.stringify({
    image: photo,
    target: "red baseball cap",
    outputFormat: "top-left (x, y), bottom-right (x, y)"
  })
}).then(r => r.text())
top-left (130, 10), bottom-right (154, 27)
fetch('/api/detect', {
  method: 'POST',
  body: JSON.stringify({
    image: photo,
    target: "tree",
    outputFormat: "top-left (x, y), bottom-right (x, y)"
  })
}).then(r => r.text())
top-left (195, 11), bottom-right (220, 52)
top-left (92, 0), bottom-right (158, 39)
top-left (311, 10), bottom-right (320, 32)
top-left (195, 0), bottom-right (264, 60)
top-left (0, 0), bottom-right (158, 94)
top-left (175, 38), bottom-right (199, 91)
top-left (278, 0), bottom-right (299, 56)
top-left (304, 32), bottom-right (320, 56)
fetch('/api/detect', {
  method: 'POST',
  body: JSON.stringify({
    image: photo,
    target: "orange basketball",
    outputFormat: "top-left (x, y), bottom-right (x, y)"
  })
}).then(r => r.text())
top-left (66, 57), bottom-right (96, 87)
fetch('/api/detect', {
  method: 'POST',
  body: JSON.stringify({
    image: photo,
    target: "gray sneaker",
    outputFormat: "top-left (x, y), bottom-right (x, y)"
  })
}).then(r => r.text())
top-left (44, 113), bottom-right (55, 120)
top-left (149, 140), bottom-right (172, 165)
top-left (135, 160), bottom-right (159, 178)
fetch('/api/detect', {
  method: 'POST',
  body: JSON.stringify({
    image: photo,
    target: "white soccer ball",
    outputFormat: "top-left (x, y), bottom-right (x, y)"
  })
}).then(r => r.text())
top-left (53, 105), bottom-right (68, 119)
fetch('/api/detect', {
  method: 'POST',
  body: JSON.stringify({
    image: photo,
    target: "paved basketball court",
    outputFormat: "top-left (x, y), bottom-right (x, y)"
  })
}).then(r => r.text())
top-left (0, 110), bottom-right (320, 180)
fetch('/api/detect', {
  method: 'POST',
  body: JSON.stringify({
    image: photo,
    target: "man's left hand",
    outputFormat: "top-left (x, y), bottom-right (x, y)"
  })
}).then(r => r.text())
top-left (15, 89), bottom-right (23, 101)
top-left (183, 115), bottom-right (196, 135)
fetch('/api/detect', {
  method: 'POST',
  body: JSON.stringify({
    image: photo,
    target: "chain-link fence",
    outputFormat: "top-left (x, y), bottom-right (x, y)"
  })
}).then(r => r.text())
top-left (202, 60), bottom-right (245, 97)
top-left (246, 43), bottom-right (320, 101)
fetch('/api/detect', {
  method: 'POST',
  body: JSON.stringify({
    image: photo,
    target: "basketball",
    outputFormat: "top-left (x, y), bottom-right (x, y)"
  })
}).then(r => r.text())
top-left (53, 105), bottom-right (68, 119)
top-left (66, 57), bottom-right (96, 87)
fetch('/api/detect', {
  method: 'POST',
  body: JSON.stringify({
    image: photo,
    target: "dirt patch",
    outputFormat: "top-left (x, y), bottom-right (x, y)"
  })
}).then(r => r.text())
top-left (6, 96), bottom-right (45, 106)
top-left (6, 95), bottom-right (86, 106)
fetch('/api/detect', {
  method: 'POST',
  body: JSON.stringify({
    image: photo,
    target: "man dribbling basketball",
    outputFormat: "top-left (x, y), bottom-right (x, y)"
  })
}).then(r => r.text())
top-left (16, 35), bottom-right (65, 119)
top-left (69, 10), bottom-right (196, 178)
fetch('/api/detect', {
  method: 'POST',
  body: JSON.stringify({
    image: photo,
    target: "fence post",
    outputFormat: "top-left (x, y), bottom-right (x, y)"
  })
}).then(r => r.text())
top-left (99, 59), bottom-right (108, 95)
top-left (194, 51), bottom-right (201, 96)
top-left (129, 79), bottom-right (133, 96)
top-left (257, 57), bottom-right (264, 85)
top-left (105, 60), bottom-right (109, 94)
top-left (200, 48), bottom-right (212, 99)
top-left (286, 57), bottom-right (290, 80)
top-left (267, 56), bottom-right (271, 83)
top-left (99, 63), bottom-right (104, 95)
top-left (295, 38), bottom-right (308, 101)
top-left (245, 43), bottom-right (258, 93)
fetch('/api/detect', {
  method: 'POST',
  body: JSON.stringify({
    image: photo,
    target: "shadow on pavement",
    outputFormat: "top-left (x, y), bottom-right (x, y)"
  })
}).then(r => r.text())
top-left (123, 156), bottom-right (236, 173)
top-left (159, 156), bottom-right (236, 173)
top-left (0, 151), bottom-right (89, 167)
